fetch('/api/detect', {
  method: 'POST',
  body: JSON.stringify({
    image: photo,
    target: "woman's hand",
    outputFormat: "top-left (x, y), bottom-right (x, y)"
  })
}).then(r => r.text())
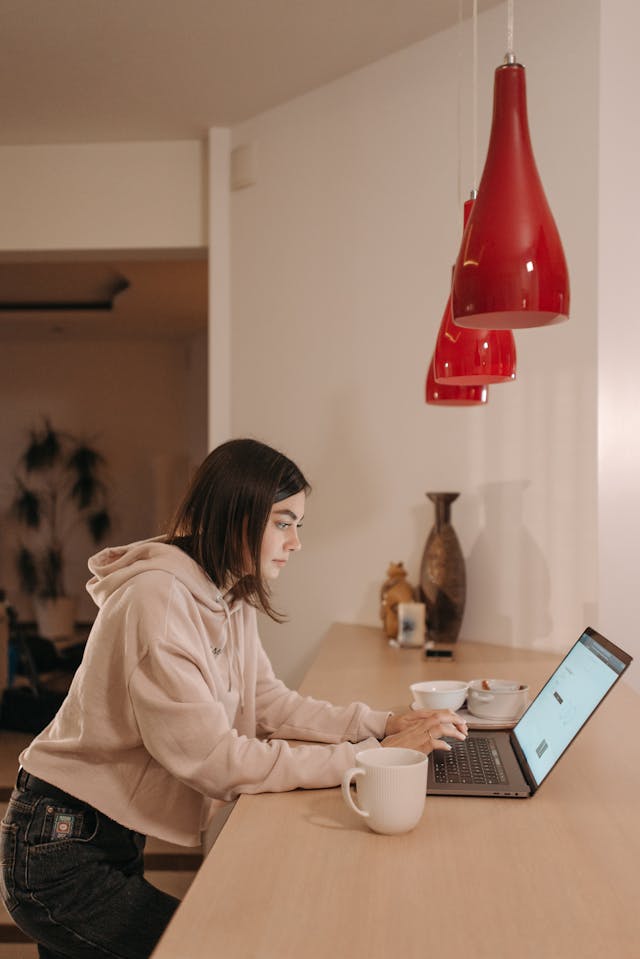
top-left (381, 709), bottom-right (468, 754)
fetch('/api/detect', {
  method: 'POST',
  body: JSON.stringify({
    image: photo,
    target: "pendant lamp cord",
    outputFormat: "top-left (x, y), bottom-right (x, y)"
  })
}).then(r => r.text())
top-left (456, 0), bottom-right (463, 210)
top-left (472, 0), bottom-right (478, 193)
top-left (505, 0), bottom-right (516, 62)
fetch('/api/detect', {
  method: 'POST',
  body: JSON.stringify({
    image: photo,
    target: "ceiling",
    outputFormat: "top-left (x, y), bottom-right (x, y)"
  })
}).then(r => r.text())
top-left (1, 0), bottom-right (502, 339)
top-left (3, 0), bottom-right (502, 145)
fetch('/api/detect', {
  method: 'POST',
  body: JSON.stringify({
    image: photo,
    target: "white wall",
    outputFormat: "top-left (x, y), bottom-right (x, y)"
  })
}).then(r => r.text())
top-left (230, 0), bottom-right (600, 687)
top-left (598, 0), bottom-right (640, 693)
top-left (208, 128), bottom-right (232, 446)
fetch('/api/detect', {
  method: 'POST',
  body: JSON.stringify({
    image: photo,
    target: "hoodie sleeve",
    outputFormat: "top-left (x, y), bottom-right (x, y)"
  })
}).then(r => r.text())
top-left (254, 641), bottom-right (390, 743)
top-left (126, 587), bottom-right (384, 802)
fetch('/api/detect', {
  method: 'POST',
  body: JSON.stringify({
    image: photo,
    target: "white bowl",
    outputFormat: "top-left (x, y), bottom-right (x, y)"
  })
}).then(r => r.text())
top-left (410, 680), bottom-right (468, 711)
top-left (466, 679), bottom-right (529, 721)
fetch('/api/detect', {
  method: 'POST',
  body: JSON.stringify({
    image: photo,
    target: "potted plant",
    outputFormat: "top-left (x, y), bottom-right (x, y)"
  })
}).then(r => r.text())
top-left (12, 419), bottom-right (112, 640)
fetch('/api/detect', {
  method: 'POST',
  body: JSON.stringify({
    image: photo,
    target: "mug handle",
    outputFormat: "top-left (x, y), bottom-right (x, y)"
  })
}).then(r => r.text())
top-left (341, 767), bottom-right (369, 819)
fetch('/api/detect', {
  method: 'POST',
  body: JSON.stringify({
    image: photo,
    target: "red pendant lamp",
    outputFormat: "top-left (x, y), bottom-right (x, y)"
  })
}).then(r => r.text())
top-left (451, 56), bottom-right (570, 330)
top-left (425, 353), bottom-right (488, 406)
top-left (434, 196), bottom-right (516, 384)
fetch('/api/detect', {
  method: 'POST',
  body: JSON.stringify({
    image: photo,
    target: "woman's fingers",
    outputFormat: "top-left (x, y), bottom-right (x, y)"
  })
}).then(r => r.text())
top-left (386, 708), bottom-right (468, 739)
top-left (412, 708), bottom-right (467, 730)
top-left (424, 716), bottom-right (468, 751)
top-left (434, 722), bottom-right (467, 741)
top-left (381, 726), bottom-right (433, 753)
top-left (382, 708), bottom-right (469, 753)
top-left (417, 710), bottom-right (468, 742)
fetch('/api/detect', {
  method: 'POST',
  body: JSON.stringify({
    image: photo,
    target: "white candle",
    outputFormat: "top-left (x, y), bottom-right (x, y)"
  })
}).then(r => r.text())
top-left (397, 602), bottom-right (426, 648)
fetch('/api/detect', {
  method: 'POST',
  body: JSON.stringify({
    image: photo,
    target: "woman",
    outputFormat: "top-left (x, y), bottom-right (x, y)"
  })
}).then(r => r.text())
top-left (1, 438), bottom-right (467, 959)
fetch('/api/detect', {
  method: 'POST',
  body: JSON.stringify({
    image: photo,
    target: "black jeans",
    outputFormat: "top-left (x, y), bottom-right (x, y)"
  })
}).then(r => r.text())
top-left (0, 769), bottom-right (179, 959)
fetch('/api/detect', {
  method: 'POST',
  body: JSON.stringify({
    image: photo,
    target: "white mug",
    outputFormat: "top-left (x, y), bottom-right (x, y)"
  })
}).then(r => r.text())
top-left (341, 748), bottom-right (428, 835)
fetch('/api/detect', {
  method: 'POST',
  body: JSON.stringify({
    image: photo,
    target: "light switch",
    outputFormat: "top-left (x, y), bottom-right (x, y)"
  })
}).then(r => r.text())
top-left (231, 144), bottom-right (257, 190)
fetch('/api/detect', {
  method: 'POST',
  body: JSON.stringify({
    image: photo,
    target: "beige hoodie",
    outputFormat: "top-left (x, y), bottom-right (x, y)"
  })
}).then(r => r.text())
top-left (20, 539), bottom-right (389, 846)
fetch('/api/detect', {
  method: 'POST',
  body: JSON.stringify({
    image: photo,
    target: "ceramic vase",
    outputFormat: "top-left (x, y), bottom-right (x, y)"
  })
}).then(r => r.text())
top-left (419, 492), bottom-right (466, 645)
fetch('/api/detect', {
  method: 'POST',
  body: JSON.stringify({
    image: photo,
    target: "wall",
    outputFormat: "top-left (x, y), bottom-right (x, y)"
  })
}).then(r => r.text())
top-left (598, 0), bottom-right (640, 693)
top-left (230, 0), bottom-right (600, 687)
top-left (0, 138), bottom-right (209, 624)
top-left (0, 334), bottom-right (207, 622)
top-left (0, 140), bottom-right (206, 252)
top-left (208, 128), bottom-right (232, 446)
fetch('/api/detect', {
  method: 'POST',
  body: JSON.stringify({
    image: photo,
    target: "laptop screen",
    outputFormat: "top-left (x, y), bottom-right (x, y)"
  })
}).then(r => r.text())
top-left (513, 628), bottom-right (630, 788)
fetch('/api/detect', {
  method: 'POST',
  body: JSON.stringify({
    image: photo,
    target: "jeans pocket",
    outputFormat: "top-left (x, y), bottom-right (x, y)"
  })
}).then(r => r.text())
top-left (0, 821), bottom-right (19, 912)
top-left (28, 800), bottom-right (99, 849)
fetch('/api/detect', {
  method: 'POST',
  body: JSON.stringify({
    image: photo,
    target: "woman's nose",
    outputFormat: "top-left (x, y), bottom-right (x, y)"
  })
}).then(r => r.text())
top-left (287, 528), bottom-right (302, 551)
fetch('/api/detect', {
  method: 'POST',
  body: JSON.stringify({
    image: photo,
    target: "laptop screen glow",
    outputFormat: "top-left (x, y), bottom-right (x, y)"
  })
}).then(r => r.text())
top-left (513, 631), bottom-right (627, 786)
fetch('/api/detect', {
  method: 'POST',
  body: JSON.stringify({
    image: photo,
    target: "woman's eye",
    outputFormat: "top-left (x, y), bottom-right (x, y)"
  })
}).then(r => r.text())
top-left (276, 522), bottom-right (290, 530)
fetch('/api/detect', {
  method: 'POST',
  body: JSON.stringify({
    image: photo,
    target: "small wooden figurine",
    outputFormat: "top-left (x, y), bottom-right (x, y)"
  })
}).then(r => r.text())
top-left (380, 562), bottom-right (415, 639)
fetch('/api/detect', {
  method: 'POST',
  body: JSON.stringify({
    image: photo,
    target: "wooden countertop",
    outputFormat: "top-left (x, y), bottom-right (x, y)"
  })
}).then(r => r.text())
top-left (152, 623), bottom-right (640, 958)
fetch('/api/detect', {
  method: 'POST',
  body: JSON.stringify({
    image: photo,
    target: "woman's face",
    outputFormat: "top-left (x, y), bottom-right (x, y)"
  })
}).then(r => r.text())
top-left (260, 491), bottom-right (305, 581)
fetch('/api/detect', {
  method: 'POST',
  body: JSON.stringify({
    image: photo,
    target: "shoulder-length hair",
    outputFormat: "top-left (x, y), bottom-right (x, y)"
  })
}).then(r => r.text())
top-left (166, 438), bottom-right (310, 621)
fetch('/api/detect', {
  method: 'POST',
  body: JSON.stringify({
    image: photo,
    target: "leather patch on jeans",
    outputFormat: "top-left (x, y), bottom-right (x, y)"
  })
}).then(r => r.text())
top-left (51, 813), bottom-right (75, 840)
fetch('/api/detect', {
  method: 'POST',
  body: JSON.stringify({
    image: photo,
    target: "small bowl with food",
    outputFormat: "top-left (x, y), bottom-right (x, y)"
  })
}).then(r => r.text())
top-left (410, 680), bottom-right (469, 712)
top-left (466, 678), bottom-right (529, 721)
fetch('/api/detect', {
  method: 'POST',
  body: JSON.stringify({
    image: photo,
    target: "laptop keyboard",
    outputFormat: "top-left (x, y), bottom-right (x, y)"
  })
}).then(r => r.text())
top-left (433, 736), bottom-right (508, 785)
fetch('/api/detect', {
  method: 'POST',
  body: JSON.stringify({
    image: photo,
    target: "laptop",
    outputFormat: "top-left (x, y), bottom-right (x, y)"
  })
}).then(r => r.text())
top-left (427, 626), bottom-right (632, 797)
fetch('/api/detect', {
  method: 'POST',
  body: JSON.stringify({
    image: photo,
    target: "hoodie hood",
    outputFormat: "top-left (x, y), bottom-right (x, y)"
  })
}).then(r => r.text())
top-left (87, 536), bottom-right (228, 613)
top-left (87, 537), bottom-right (245, 706)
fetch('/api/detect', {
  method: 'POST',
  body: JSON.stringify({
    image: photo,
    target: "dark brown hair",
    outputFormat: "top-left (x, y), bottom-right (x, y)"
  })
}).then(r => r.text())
top-left (166, 438), bottom-right (310, 620)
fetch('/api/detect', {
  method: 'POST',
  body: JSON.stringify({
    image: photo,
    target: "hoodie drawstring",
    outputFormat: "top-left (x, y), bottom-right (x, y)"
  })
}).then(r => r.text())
top-left (215, 592), bottom-right (245, 712)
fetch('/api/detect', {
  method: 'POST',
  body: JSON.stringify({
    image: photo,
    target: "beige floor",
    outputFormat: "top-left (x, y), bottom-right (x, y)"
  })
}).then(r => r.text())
top-left (0, 730), bottom-right (199, 948)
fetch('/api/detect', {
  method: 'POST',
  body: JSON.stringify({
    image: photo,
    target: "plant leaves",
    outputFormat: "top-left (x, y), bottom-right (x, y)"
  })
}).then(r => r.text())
top-left (87, 508), bottom-right (111, 543)
top-left (17, 547), bottom-right (38, 594)
top-left (14, 422), bottom-right (112, 596)
top-left (12, 485), bottom-right (41, 528)
top-left (70, 474), bottom-right (104, 509)
top-left (41, 548), bottom-right (64, 598)
top-left (67, 444), bottom-right (105, 476)
top-left (23, 419), bottom-right (61, 471)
